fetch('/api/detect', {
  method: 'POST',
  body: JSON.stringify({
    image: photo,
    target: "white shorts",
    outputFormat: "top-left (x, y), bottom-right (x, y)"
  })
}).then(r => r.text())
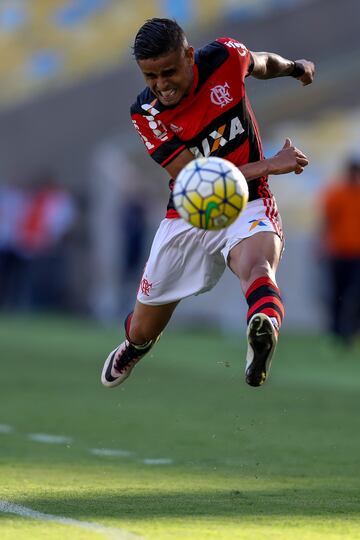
top-left (137, 198), bottom-right (283, 305)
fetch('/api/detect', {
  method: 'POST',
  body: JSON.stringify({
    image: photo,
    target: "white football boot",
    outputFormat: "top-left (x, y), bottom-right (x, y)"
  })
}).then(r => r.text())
top-left (101, 338), bottom-right (159, 388)
top-left (245, 313), bottom-right (278, 387)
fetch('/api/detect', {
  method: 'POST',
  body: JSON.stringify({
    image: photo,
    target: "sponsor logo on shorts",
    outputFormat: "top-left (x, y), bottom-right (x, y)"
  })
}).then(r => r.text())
top-left (248, 219), bottom-right (267, 231)
top-left (139, 277), bottom-right (152, 296)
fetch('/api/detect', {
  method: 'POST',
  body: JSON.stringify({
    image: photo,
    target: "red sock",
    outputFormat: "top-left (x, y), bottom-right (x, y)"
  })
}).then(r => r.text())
top-left (245, 277), bottom-right (284, 334)
top-left (124, 311), bottom-right (133, 341)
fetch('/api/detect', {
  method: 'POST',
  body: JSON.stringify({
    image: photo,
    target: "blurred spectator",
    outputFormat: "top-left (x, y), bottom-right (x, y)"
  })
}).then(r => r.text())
top-left (119, 195), bottom-right (147, 314)
top-left (0, 181), bottom-right (27, 309)
top-left (89, 143), bottom-right (150, 322)
top-left (319, 159), bottom-right (360, 344)
top-left (0, 173), bottom-right (77, 312)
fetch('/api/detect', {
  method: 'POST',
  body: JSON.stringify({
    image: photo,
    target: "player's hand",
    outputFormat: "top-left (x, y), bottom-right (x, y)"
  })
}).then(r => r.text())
top-left (293, 59), bottom-right (315, 86)
top-left (268, 138), bottom-right (309, 175)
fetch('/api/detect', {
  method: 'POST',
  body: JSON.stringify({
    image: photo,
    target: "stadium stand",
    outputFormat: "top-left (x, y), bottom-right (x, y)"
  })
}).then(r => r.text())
top-left (0, 0), bottom-right (359, 327)
top-left (0, 0), bottom-right (306, 110)
top-left (0, 0), bottom-right (158, 108)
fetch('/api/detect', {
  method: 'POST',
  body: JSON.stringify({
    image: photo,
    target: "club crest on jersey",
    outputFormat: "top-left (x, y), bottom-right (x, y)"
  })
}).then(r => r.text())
top-left (210, 83), bottom-right (233, 108)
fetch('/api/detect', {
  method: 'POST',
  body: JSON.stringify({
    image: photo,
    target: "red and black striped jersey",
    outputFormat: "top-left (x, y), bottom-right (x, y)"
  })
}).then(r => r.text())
top-left (130, 37), bottom-right (273, 217)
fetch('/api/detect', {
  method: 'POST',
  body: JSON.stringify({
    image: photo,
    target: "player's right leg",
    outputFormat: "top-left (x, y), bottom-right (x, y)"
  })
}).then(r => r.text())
top-left (228, 231), bottom-right (284, 387)
top-left (101, 300), bottom-right (178, 388)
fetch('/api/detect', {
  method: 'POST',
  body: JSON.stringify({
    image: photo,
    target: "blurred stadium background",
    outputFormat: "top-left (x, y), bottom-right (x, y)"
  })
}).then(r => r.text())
top-left (0, 0), bottom-right (359, 330)
top-left (1, 2), bottom-right (360, 539)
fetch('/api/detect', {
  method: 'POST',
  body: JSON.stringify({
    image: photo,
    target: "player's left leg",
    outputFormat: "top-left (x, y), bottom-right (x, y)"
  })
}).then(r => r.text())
top-left (101, 300), bottom-right (179, 388)
top-left (228, 231), bottom-right (284, 387)
top-left (102, 216), bottom-right (227, 388)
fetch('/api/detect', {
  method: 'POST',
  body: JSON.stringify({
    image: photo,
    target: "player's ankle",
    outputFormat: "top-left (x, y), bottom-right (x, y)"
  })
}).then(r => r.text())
top-left (124, 311), bottom-right (152, 347)
top-left (131, 339), bottom-right (153, 351)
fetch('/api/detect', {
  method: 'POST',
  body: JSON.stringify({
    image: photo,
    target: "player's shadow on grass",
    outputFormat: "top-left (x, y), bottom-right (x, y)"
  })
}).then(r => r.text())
top-left (8, 488), bottom-right (360, 520)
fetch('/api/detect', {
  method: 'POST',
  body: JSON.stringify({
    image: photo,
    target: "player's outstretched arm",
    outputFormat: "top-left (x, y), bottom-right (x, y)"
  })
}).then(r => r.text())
top-left (165, 140), bottom-right (308, 183)
top-left (250, 51), bottom-right (315, 86)
top-left (239, 138), bottom-right (309, 179)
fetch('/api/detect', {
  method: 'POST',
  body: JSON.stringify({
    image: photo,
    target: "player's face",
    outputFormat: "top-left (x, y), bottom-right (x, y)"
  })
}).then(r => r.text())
top-left (138, 46), bottom-right (195, 106)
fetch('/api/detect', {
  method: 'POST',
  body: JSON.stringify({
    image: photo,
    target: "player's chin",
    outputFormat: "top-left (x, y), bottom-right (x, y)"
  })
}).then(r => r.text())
top-left (158, 92), bottom-right (182, 106)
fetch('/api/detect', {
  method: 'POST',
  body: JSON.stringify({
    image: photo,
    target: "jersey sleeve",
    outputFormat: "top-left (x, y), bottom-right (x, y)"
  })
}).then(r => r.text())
top-left (131, 109), bottom-right (186, 168)
top-left (216, 37), bottom-right (252, 80)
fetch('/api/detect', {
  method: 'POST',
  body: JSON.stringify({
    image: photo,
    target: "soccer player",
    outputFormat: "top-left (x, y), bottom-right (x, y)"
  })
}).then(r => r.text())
top-left (101, 18), bottom-right (315, 389)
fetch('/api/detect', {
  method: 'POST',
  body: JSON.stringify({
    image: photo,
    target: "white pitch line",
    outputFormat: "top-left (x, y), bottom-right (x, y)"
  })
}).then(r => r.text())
top-left (0, 424), bottom-right (14, 433)
top-left (89, 448), bottom-right (134, 458)
top-left (142, 458), bottom-right (173, 465)
top-left (0, 500), bottom-right (144, 540)
top-left (28, 433), bottom-right (73, 444)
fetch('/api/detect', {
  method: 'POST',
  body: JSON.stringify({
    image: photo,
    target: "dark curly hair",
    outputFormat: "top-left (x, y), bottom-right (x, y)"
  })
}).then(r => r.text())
top-left (133, 18), bottom-right (187, 61)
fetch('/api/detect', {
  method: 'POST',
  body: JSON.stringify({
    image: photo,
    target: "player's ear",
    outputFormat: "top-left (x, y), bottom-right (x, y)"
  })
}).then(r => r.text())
top-left (184, 46), bottom-right (195, 65)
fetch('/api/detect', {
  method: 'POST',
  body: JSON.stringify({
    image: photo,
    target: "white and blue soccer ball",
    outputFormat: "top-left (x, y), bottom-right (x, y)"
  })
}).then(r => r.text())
top-left (173, 156), bottom-right (248, 230)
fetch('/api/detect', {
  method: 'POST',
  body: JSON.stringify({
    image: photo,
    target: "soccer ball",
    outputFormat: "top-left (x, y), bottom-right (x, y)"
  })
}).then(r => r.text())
top-left (173, 157), bottom-right (249, 230)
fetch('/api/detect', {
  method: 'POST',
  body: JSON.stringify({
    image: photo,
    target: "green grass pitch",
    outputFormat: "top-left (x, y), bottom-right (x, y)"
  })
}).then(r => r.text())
top-left (0, 315), bottom-right (360, 539)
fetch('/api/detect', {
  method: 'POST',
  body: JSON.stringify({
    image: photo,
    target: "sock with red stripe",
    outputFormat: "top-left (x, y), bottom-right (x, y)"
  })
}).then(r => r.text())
top-left (245, 277), bottom-right (284, 334)
top-left (124, 311), bottom-right (133, 341)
